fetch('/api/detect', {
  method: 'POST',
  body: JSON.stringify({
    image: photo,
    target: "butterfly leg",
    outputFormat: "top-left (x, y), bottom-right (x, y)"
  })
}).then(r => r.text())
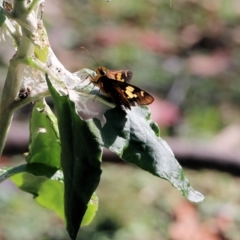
top-left (79, 74), bottom-right (95, 93)
top-left (79, 74), bottom-right (91, 83)
top-left (92, 88), bottom-right (101, 102)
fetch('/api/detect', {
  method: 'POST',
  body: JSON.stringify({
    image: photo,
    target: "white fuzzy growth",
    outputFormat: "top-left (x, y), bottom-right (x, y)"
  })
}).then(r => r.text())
top-left (21, 50), bottom-right (111, 125)
top-left (0, 0), bottom-right (111, 131)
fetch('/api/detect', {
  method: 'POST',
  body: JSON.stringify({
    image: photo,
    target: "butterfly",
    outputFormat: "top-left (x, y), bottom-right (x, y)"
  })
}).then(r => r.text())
top-left (89, 66), bottom-right (154, 110)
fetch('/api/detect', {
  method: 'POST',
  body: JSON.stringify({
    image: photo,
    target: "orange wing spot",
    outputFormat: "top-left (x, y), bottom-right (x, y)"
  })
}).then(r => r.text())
top-left (125, 90), bottom-right (137, 99)
top-left (116, 73), bottom-right (124, 81)
top-left (126, 86), bottom-right (135, 92)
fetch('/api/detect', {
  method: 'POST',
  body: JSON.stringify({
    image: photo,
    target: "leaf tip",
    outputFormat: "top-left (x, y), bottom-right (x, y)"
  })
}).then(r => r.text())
top-left (185, 187), bottom-right (205, 202)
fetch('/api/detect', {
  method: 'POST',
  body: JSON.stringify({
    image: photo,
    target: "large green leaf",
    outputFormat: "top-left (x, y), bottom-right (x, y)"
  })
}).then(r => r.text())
top-left (46, 75), bottom-right (102, 240)
top-left (94, 106), bottom-right (204, 202)
top-left (1, 165), bottom-right (98, 228)
top-left (27, 99), bottom-right (61, 169)
top-left (2, 92), bottom-right (98, 230)
top-left (11, 170), bottom-right (98, 225)
top-left (8, 100), bottom-right (65, 220)
top-left (11, 172), bottom-right (65, 220)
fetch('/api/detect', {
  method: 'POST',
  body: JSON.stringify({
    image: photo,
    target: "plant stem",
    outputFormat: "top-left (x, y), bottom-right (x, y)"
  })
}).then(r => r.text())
top-left (0, 0), bottom-right (40, 157)
top-left (0, 40), bottom-right (34, 156)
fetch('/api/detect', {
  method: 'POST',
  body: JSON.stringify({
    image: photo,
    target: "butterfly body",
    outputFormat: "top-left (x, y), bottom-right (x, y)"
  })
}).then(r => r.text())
top-left (90, 66), bottom-right (154, 109)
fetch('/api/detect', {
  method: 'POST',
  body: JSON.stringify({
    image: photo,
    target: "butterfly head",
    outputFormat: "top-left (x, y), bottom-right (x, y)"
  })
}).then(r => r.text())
top-left (96, 66), bottom-right (107, 76)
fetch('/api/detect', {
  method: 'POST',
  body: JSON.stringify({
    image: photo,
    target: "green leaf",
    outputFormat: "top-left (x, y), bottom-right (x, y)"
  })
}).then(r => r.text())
top-left (82, 193), bottom-right (99, 226)
top-left (11, 172), bottom-right (65, 220)
top-left (46, 75), bottom-right (102, 240)
top-left (27, 100), bottom-right (61, 169)
top-left (2, 165), bottom-right (97, 227)
top-left (94, 106), bottom-right (204, 203)
top-left (0, 7), bottom-right (6, 27)
top-left (1, 99), bottom-right (63, 221)
top-left (5, 99), bottom-right (64, 221)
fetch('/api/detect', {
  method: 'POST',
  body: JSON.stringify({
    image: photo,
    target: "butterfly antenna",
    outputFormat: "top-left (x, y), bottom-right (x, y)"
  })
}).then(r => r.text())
top-left (81, 46), bottom-right (100, 66)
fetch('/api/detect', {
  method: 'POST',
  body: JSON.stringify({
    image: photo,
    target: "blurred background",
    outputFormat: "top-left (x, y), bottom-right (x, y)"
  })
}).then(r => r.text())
top-left (1, 0), bottom-right (240, 239)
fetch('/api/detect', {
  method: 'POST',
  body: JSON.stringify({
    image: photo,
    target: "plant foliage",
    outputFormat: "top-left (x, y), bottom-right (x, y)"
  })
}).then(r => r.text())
top-left (0, 1), bottom-right (204, 239)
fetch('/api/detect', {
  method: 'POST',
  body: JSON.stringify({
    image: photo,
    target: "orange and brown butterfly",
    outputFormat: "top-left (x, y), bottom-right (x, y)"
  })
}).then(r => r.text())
top-left (81, 47), bottom-right (154, 109)
top-left (89, 66), bottom-right (154, 110)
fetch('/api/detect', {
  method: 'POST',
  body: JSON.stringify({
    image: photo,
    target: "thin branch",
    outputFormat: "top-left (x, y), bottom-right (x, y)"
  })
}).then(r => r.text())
top-left (0, 164), bottom-right (27, 183)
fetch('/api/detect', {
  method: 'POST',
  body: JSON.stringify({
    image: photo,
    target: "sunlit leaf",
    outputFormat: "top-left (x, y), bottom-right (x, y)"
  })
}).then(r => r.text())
top-left (27, 100), bottom-right (61, 169)
top-left (11, 172), bottom-right (65, 219)
top-left (94, 106), bottom-right (204, 203)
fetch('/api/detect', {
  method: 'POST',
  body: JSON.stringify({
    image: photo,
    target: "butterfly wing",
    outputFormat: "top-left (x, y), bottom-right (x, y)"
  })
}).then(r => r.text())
top-left (107, 70), bottom-right (133, 83)
top-left (100, 77), bottom-right (154, 109)
top-left (100, 77), bottom-right (132, 109)
top-left (115, 81), bottom-right (154, 106)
